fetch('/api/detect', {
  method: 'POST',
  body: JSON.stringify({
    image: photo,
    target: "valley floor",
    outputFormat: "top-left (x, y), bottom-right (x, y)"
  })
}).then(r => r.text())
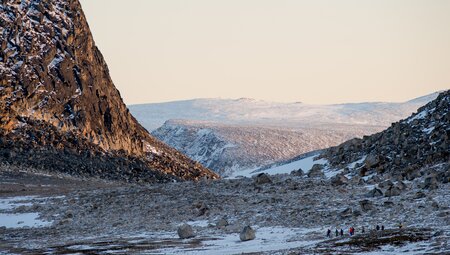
top-left (0, 166), bottom-right (449, 255)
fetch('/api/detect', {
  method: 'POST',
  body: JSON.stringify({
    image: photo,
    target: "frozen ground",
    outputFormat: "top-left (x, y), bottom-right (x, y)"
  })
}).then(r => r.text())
top-left (1, 167), bottom-right (449, 254)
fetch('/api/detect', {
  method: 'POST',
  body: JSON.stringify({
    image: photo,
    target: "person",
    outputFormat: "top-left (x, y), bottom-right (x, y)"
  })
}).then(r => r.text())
top-left (340, 229), bottom-right (344, 236)
top-left (381, 225), bottom-right (385, 231)
top-left (362, 226), bottom-right (365, 233)
top-left (398, 223), bottom-right (403, 229)
top-left (327, 229), bottom-right (331, 238)
top-left (376, 225), bottom-right (380, 231)
top-left (335, 229), bottom-right (339, 237)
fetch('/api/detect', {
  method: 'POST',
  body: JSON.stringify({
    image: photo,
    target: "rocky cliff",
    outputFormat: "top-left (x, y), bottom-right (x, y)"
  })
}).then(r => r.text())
top-left (0, 0), bottom-right (218, 181)
top-left (320, 90), bottom-right (449, 182)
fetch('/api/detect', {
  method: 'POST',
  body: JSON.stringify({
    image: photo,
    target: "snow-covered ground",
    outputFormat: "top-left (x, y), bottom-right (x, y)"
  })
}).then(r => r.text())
top-left (232, 153), bottom-right (328, 178)
top-left (156, 227), bottom-right (323, 255)
top-left (0, 196), bottom-right (53, 229)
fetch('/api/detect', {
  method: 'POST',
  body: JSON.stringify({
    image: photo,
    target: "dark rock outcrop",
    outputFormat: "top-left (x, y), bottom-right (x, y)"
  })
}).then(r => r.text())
top-left (320, 90), bottom-right (450, 183)
top-left (0, 0), bottom-right (218, 181)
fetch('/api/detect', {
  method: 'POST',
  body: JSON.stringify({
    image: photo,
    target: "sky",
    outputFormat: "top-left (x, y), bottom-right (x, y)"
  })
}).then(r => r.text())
top-left (79, 0), bottom-right (450, 105)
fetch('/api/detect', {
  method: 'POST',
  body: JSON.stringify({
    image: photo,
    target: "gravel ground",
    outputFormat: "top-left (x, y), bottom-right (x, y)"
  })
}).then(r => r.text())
top-left (1, 166), bottom-right (449, 254)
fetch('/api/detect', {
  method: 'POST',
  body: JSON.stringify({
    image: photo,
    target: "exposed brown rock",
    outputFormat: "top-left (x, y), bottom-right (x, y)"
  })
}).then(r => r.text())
top-left (0, 1), bottom-right (218, 181)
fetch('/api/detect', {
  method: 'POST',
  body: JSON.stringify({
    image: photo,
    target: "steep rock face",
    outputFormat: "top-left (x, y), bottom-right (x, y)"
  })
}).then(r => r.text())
top-left (320, 90), bottom-right (450, 181)
top-left (0, 0), bottom-right (218, 181)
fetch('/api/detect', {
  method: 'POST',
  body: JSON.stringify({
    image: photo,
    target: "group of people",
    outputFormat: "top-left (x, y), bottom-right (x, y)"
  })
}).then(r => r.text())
top-left (326, 224), bottom-right (392, 238)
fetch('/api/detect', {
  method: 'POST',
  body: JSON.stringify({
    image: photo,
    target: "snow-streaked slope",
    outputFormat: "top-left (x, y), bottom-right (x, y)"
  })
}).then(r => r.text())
top-left (135, 92), bottom-right (439, 177)
top-left (129, 92), bottom-right (440, 131)
top-left (232, 153), bottom-right (327, 178)
top-left (152, 120), bottom-right (382, 177)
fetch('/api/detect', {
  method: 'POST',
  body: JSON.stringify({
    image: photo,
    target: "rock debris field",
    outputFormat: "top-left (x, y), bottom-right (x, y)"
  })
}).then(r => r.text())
top-left (0, 166), bottom-right (449, 255)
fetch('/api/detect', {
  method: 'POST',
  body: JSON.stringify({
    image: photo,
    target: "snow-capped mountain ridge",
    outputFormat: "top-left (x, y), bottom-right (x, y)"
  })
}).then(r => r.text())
top-left (130, 92), bottom-right (440, 131)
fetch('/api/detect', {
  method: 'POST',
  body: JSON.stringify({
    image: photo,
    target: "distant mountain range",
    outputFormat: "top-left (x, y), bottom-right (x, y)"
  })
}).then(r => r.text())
top-left (130, 92), bottom-right (440, 177)
top-left (129, 92), bottom-right (439, 131)
top-left (251, 90), bottom-right (449, 186)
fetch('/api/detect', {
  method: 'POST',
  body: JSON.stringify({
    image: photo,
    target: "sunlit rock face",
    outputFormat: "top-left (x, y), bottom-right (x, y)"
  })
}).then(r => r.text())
top-left (0, 0), bottom-right (218, 181)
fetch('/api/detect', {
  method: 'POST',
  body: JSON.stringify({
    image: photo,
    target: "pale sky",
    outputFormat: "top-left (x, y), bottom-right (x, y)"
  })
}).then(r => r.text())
top-left (79, 0), bottom-right (450, 105)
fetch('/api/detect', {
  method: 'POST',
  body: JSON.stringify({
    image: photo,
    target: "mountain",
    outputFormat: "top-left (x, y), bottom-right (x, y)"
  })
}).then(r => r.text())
top-left (250, 90), bottom-right (449, 185)
top-left (140, 93), bottom-right (438, 176)
top-left (0, 0), bottom-right (218, 181)
top-left (319, 89), bottom-right (449, 181)
top-left (129, 93), bottom-right (439, 131)
top-left (152, 120), bottom-right (383, 177)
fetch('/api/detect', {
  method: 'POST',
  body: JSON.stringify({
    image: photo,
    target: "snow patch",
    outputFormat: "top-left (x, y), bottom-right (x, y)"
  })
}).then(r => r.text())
top-left (0, 212), bottom-right (51, 228)
top-left (157, 226), bottom-right (322, 255)
top-left (232, 153), bottom-right (328, 178)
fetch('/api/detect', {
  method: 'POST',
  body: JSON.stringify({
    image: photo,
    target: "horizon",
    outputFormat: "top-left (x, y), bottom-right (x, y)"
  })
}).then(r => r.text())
top-left (127, 89), bottom-right (442, 106)
top-left (79, 0), bottom-right (449, 105)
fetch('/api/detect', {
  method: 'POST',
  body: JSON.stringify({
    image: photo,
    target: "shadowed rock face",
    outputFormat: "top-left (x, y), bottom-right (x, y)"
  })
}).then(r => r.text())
top-left (0, 0), bottom-right (218, 181)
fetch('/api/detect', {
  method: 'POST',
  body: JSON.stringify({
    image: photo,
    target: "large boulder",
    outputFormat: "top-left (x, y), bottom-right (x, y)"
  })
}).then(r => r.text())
top-left (307, 164), bottom-right (325, 178)
top-left (177, 224), bottom-right (195, 239)
top-left (240, 226), bottom-right (256, 241)
top-left (254, 173), bottom-right (272, 185)
top-left (364, 154), bottom-right (380, 168)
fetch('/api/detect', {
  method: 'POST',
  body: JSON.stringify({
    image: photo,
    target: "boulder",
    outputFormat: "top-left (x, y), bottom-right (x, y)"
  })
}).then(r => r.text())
top-left (367, 188), bottom-right (383, 197)
top-left (364, 154), bottom-right (380, 168)
top-left (254, 173), bottom-right (272, 185)
top-left (331, 174), bottom-right (349, 186)
top-left (384, 185), bottom-right (401, 197)
top-left (359, 200), bottom-right (374, 211)
top-left (422, 175), bottom-right (438, 190)
top-left (378, 180), bottom-right (394, 189)
top-left (216, 218), bottom-right (229, 228)
top-left (196, 202), bottom-right (209, 217)
top-left (240, 226), bottom-right (256, 241)
top-left (290, 168), bottom-right (304, 176)
top-left (396, 181), bottom-right (407, 190)
top-left (177, 224), bottom-right (195, 239)
top-left (307, 164), bottom-right (325, 178)
top-left (340, 207), bottom-right (353, 218)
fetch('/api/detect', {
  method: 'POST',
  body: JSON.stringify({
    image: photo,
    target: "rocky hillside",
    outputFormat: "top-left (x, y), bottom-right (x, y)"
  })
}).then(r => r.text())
top-left (0, 0), bottom-right (218, 181)
top-left (153, 120), bottom-right (383, 177)
top-left (320, 90), bottom-right (449, 182)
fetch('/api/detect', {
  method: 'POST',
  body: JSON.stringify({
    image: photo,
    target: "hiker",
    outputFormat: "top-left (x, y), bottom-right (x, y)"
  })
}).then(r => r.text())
top-left (362, 226), bottom-right (365, 233)
top-left (351, 227), bottom-right (355, 236)
top-left (376, 225), bottom-right (380, 231)
top-left (340, 229), bottom-right (344, 236)
top-left (349, 227), bottom-right (354, 236)
top-left (335, 229), bottom-right (339, 237)
top-left (327, 229), bottom-right (331, 238)
top-left (381, 225), bottom-right (385, 231)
